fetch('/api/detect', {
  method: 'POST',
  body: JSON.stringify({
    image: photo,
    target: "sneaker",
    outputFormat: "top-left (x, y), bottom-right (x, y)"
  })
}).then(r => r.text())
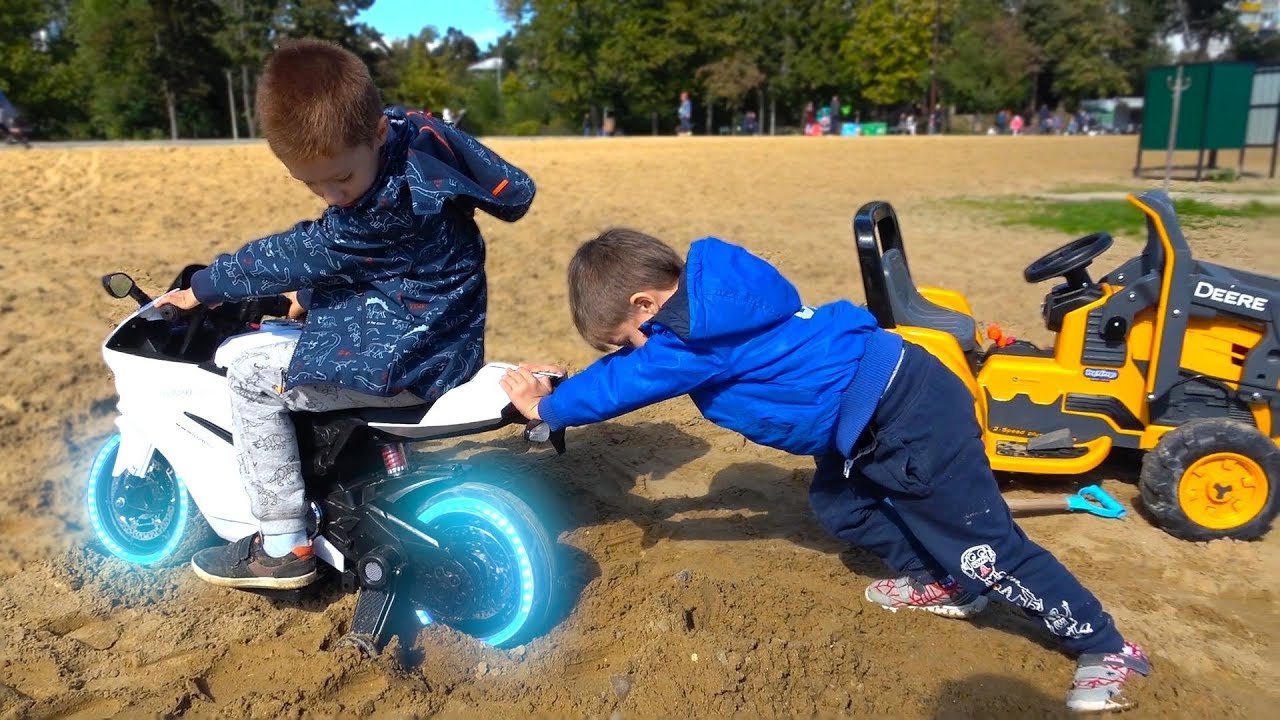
top-left (191, 534), bottom-right (318, 590)
top-left (864, 576), bottom-right (989, 619)
top-left (1066, 642), bottom-right (1151, 713)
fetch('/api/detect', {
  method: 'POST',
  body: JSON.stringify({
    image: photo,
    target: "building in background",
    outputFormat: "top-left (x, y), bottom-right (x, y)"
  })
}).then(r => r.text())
top-left (1238, 1), bottom-right (1279, 33)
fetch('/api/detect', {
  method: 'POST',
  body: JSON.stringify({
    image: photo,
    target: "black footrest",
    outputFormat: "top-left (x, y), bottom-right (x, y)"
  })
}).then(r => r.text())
top-left (347, 586), bottom-right (397, 653)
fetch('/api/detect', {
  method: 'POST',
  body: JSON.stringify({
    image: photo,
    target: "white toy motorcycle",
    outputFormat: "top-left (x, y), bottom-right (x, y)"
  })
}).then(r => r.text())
top-left (89, 265), bottom-right (564, 654)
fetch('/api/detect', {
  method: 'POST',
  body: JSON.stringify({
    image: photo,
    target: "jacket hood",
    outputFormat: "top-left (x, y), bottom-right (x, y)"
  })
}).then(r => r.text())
top-left (653, 237), bottom-right (802, 342)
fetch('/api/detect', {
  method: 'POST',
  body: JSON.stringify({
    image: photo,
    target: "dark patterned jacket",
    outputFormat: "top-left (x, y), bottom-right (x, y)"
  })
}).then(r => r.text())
top-left (191, 107), bottom-right (536, 400)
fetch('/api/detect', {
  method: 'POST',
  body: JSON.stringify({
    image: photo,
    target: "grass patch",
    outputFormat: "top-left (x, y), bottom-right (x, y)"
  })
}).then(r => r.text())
top-left (958, 197), bottom-right (1280, 240)
top-left (1047, 181), bottom-right (1280, 195)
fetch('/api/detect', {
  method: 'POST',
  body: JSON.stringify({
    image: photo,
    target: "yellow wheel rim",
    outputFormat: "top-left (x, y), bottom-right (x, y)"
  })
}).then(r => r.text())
top-left (1178, 452), bottom-right (1270, 530)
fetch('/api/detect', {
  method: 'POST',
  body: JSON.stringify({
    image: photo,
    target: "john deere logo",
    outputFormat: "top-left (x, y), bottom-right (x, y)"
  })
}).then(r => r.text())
top-left (1194, 281), bottom-right (1269, 312)
top-left (1083, 368), bottom-right (1119, 381)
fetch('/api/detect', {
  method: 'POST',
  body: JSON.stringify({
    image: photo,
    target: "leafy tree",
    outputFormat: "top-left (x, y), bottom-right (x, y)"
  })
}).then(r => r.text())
top-left (1041, 0), bottom-right (1132, 105)
top-left (71, 0), bottom-right (226, 139)
top-left (696, 52), bottom-right (764, 111)
top-left (498, 0), bottom-right (612, 127)
top-left (940, 0), bottom-right (1039, 112)
top-left (377, 28), bottom-right (460, 113)
top-left (845, 0), bottom-right (952, 108)
top-left (0, 0), bottom-right (51, 102)
top-left (433, 26), bottom-right (480, 71)
top-left (214, 0), bottom-right (281, 137)
top-left (1113, 0), bottom-right (1172, 96)
top-left (1017, 0), bottom-right (1132, 109)
top-left (0, 0), bottom-right (87, 137)
top-left (752, 0), bottom-right (855, 126)
top-left (71, 0), bottom-right (163, 138)
top-left (274, 0), bottom-right (375, 49)
top-left (1170, 0), bottom-right (1238, 61)
top-left (23, 0), bottom-right (1269, 140)
top-left (1233, 26), bottom-right (1280, 64)
top-left (595, 0), bottom-right (711, 133)
top-left (152, 0), bottom-right (227, 139)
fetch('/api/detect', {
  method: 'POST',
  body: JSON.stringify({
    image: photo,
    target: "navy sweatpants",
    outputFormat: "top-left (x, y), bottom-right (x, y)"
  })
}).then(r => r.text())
top-left (809, 341), bottom-right (1125, 656)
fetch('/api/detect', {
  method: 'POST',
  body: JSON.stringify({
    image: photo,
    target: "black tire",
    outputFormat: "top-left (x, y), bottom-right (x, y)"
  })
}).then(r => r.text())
top-left (1140, 418), bottom-right (1278, 541)
top-left (410, 482), bottom-right (556, 648)
top-left (86, 433), bottom-right (216, 567)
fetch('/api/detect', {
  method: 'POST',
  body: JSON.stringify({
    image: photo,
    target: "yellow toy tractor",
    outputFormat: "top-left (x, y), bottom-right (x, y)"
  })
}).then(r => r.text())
top-left (854, 189), bottom-right (1278, 541)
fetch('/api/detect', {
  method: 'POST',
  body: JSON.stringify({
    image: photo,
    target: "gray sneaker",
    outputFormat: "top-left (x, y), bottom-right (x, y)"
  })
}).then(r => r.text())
top-left (191, 534), bottom-right (318, 591)
top-left (1066, 642), bottom-right (1151, 712)
top-left (864, 576), bottom-right (989, 619)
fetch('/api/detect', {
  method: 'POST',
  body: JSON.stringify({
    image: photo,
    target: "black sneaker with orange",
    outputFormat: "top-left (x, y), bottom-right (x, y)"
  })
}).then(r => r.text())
top-left (191, 534), bottom-right (318, 590)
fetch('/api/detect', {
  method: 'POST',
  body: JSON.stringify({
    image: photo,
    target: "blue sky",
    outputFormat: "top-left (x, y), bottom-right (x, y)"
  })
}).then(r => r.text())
top-left (357, 0), bottom-right (514, 48)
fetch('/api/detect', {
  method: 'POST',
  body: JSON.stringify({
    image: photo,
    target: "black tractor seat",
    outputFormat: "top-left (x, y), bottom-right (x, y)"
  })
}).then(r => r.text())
top-left (881, 247), bottom-right (978, 353)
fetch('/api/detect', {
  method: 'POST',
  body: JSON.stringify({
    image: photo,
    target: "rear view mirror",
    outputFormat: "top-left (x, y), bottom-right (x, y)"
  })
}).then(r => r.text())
top-left (102, 272), bottom-right (152, 306)
top-left (103, 273), bottom-right (136, 299)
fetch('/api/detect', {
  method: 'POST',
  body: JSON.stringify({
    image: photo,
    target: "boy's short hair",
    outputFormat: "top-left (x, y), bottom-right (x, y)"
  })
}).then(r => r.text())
top-left (568, 228), bottom-right (684, 351)
top-left (256, 38), bottom-right (383, 162)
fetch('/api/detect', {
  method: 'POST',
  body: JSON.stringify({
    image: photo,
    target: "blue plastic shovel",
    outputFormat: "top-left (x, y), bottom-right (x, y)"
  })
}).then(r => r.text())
top-left (1004, 485), bottom-right (1127, 519)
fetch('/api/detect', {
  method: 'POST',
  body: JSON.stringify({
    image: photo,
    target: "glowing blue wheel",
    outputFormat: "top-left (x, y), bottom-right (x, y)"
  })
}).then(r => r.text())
top-left (86, 433), bottom-right (212, 566)
top-left (412, 483), bottom-right (555, 648)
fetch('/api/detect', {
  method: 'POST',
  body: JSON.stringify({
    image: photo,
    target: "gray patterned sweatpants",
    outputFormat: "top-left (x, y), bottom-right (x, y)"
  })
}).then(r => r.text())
top-left (224, 334), bottom-right (423, 536)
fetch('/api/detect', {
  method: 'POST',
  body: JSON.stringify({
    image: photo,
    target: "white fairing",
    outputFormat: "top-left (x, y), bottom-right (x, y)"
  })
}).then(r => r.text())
top-left (102, 306), bottom-right (528, 572)
top-left (104, 307), bottom-right (262, 548)
top-left (366, 362), bottom-right (521, 437)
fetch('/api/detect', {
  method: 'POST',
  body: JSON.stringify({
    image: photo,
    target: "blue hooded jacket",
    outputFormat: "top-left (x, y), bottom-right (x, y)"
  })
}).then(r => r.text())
top-left (537, 238), bottom-right (904, 458)
top-left (191, 107), bottom-right (535, 400)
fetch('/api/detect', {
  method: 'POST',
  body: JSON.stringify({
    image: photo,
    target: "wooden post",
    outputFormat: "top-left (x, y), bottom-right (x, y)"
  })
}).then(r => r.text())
top-left (1164, 65), bottom-right (1190, 190)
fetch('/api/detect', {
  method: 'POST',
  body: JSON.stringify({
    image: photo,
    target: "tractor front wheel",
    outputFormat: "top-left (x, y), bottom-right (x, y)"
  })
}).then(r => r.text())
top-left (1141, 418), bottom-right (1277, 541)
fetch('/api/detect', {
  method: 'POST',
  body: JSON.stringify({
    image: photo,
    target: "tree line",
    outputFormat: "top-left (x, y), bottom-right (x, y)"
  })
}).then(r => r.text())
top-left (2, 0), bottom-right (1276, 140)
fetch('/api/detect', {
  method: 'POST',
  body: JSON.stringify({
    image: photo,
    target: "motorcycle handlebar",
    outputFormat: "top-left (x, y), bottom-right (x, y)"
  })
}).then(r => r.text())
top-left (154, 293), bottom-right (292, 325)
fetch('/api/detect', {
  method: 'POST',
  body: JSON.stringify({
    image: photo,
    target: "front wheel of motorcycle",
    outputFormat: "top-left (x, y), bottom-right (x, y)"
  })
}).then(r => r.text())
top-left (410, 482), bottom-right (555, 648)
top-left (86, 433), bottom-right (214, 567)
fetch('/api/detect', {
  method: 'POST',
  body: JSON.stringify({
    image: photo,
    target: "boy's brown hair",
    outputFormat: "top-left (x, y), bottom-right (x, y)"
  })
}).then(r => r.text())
top-left (255, 38), bottom-right (384, 161)
top-left (568, 228), bottom-right (684, 351)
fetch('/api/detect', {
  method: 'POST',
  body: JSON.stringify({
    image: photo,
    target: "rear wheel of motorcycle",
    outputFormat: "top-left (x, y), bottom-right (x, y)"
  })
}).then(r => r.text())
top-left (86, 433), bottom-right (214, 567)
top-left (412, 482), bottom-right (555, 648)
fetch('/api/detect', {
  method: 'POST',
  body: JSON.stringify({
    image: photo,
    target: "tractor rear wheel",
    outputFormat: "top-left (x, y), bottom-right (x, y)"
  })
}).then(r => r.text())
top-left (1141, 418), bottom-right (1277, 541)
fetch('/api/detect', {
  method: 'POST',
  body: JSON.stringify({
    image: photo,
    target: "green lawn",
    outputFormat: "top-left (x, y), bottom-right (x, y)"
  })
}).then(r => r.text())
top-left (958, 197), bottom-right (1280, 240)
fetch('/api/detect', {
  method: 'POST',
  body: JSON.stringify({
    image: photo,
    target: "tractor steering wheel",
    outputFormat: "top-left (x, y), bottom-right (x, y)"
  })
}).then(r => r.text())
top-left (1023, 232), bottom-right (1113, 287)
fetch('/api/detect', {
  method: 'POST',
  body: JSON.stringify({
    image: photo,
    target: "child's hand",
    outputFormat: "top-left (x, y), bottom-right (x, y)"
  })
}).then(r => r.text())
top-left (500, 367), bottom-right (556, 420)
top-left (282, 290), bottom-right (307, 320)
top-left (153, 288), bottom-right (204, 311)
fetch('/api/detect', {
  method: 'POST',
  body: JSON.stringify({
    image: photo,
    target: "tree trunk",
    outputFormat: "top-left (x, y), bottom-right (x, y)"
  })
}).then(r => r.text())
top-left (770, 95), bottom-right (776, 135)
top-left (705, 98), bottom-right (712, 136)
top-left (1177, 2), bottom-right (1193, 61)
top-left (651, 110), bottom-right (657, 136)
top-left (928, 0), bottom-right (939, 118)
top-left (241, 65), bottom-right (256, 138)
top-left (165, 82), bottom-right (178, 141)
top-left (235, 0), bottom-right (255, 137)
top-left (225, 69), bottom-right (240, 140)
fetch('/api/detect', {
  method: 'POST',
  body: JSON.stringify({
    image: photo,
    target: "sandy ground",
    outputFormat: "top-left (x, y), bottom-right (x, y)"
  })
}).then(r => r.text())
top-left (0, 135), bottom-right (1276, 719)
